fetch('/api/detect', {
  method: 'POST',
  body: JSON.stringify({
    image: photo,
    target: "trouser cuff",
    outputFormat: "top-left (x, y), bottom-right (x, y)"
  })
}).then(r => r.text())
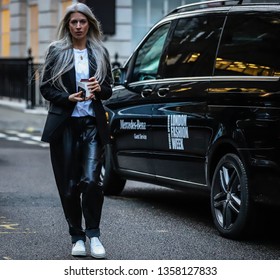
top-left (86, 228), bottom-right (100, 238)
top-left (71, 235), bottom-right (86, 243)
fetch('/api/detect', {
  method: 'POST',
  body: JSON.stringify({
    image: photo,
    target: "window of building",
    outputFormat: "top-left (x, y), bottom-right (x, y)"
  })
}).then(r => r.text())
top-left (132, 0), bottom-right (197, 49)
top-left (82, 0), bottom-right (115, 35)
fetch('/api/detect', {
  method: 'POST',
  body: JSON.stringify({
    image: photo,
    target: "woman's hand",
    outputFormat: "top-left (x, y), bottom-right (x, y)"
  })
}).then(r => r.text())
top-left (68, 91), bottom-right (84, 102)
top-left (85, 77), bottom-right (101, 100)
top-left (68, 77), bottom-right (101, 102)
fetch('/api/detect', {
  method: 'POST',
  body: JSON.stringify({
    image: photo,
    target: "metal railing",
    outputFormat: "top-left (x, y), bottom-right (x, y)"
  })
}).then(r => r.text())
top-left (0, 51), bottom-right (121, 110)
top-left (0, 54), bottom-right (45, 109)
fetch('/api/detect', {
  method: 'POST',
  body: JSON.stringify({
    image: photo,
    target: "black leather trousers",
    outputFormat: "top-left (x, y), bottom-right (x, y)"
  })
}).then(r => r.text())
top-left (50, 116), bottom-right (104, 243)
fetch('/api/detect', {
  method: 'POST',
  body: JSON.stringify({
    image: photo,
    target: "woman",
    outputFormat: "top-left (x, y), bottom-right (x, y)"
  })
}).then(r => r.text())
top-left (40, 3), bottom-right (112, 258)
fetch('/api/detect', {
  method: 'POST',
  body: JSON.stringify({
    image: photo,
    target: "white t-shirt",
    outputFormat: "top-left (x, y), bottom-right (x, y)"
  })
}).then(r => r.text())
top-left (71, 48), bottom-right (95, 117)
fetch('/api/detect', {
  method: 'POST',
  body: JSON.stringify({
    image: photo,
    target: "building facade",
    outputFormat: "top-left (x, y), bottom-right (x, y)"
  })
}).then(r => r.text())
top-left (1, 0), bottom-right (274, 65)
top-left (0, 0), bottom-right (199, 65)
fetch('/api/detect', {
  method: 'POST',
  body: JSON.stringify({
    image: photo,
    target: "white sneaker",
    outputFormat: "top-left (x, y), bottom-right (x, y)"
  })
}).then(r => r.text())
top-left (71, 240), bottom-right (87, 257)
top-left (90, 237), bottom-right (106, 258)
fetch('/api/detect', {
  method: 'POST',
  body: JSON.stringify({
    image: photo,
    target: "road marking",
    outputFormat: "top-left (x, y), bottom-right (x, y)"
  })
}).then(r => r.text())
top-left (30, 136), bottom-right (41, 141)
top-left (0, 217), bottom-right (36, 234)
top-left (0, 223), bottom-right (19, 230)
top-left (6, 136), bottom-right (20, 141)
top-left (22, 140), bottom-right (40, 145)
top-left (17, 132), bottom-right (32, 137)
top-left (0, 231), bottom-right (36, 234)
top-left (0, 130), bottom-right (48, 148)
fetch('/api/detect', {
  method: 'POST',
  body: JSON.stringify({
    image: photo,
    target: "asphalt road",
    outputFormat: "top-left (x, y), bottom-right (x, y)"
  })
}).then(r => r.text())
top-left (1, 133), bottom-right (280, 260)
top-left (0, 105), bottom-right (280, 260)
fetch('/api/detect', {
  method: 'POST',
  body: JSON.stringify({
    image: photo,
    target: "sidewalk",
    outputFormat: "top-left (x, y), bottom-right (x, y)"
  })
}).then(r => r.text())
top-left (0, 99), bottom-right (47, 133)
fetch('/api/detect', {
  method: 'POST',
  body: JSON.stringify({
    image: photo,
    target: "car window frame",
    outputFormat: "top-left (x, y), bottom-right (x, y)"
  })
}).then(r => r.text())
top-left (214, 11), bottom-right (280, 77)
top-left (125, 21), bottom-right (173, 85)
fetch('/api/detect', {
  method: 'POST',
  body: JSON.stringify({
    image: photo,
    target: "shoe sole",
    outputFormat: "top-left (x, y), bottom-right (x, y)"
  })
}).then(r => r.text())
top-left (91, 252), bottom-right (106, 259)
top-left (72, 251), bottom-right (87, 257)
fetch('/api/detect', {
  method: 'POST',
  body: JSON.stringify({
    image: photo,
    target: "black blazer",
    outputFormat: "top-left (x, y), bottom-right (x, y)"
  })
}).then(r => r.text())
top-left (40, 48), bottom-right (112, 145)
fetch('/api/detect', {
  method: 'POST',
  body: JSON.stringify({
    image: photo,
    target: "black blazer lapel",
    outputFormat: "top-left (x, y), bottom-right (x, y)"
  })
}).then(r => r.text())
top-left (62, 66), bottom-right (76, 94)
top-left (88, 50), bottom-right (97, 78)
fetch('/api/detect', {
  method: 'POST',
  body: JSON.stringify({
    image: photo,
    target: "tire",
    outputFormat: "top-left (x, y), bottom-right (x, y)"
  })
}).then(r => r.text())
top-left (100, 146), bottom-right (126, 196)
top-left (210, 153), bottom-right (254, 239)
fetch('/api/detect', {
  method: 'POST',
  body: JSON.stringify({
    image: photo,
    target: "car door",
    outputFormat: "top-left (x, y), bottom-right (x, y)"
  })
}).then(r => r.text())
top-left (106, 22), bottom-right (172, 177)
top-left (209, 11), bottom-right (280, 154)
top-left (151, 14), bottom-right (226, 187)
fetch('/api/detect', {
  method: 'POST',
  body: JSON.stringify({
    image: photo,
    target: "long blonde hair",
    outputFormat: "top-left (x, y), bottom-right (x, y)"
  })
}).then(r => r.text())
top-left (40, 3), bottom-right (110, 91)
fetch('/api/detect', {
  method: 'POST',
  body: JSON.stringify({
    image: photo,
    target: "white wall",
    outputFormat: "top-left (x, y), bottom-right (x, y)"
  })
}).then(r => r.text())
top-left (104, 0), bottom-right (133, 66)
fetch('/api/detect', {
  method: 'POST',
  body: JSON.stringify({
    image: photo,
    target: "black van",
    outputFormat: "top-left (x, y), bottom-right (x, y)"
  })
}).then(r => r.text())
top-left (102, 0), bottom-right (280, 239)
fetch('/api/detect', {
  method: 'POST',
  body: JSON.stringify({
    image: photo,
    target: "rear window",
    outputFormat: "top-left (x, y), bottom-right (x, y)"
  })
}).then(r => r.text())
top-left (162, 15), bottom-right (225, 78)
top-left (215, 13), bottom-right (280, 76)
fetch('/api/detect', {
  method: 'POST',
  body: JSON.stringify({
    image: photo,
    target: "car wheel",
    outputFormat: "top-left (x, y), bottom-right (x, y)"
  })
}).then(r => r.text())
top-left (100, 146), bottom-right (126, 196)
top-left (210, 153), bottom-right (253, 239)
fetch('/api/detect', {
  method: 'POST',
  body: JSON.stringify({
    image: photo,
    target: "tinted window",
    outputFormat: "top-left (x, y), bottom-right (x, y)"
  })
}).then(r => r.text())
top-left (215, 13), bottom-right (280, 76)
top-left (162, 15), bottom-right (225, 78)
top-left (131, 23), bottom-right (170, 82)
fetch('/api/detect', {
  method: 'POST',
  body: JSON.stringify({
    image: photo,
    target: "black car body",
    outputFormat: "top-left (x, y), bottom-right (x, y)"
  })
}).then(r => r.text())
top-left (102, 0), bottom-right (280, 239)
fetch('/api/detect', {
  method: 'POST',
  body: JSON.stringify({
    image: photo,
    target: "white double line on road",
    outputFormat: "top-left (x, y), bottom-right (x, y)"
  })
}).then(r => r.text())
top-left (0, 130), bottom-right (49, 148)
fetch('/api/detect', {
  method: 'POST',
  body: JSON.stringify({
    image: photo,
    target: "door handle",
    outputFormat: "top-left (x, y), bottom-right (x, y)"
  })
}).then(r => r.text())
top-left (141, 88), bottom-right (153, 98)
top-left (157, 87), bottom-right (169, 97)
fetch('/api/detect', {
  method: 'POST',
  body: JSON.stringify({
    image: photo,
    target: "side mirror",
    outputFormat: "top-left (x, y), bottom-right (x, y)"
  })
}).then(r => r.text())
top-left (112, 67), bottom-right (126, 86)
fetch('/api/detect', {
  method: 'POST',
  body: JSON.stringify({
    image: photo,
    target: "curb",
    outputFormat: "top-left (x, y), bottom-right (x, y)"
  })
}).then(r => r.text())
top-left (0, 100), bottom-right (47, 133)
top-left (0, 100), bottom-right (47, 115)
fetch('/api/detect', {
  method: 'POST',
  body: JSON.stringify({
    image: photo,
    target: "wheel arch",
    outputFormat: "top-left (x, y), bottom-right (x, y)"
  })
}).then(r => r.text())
top-left (206, 139), bottom-right (243, 188)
